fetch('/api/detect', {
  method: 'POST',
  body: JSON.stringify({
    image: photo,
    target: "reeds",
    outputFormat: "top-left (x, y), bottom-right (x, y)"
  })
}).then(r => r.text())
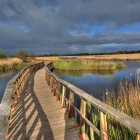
top-left (102, 74), bottom-right (140, 139)
top-left (103, 75), bottom-right (140, 119)
top-left (0, 63), bottom-right (31, 74)
top-left (0, 58), bottom-right (22, 65)
top-left (53, 60), bottom-right (125, 71)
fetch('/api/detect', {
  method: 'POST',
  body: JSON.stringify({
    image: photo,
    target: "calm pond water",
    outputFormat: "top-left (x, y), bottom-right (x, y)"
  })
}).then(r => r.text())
top-left (0, 61), bottom-right (140, 102)
top-left (54, 61), bottom-right (140, 99)
top-left (0, 72), bottom-right (17, 102)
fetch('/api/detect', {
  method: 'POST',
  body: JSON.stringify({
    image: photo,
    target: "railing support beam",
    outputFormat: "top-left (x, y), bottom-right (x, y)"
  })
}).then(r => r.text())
top-left (136, 134), bottom-right (140, 140)
top-left (100, 111), bottom-right (108, 140)
top-left (80, 98), bottom-right (86, 138)
top-left (62, 85), bottom-right (66, 107)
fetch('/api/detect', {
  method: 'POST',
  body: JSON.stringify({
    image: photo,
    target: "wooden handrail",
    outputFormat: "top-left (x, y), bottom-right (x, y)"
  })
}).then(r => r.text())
top-left (45, 62), bottom-right (140, 140)
top-left (0, 62), bottom-right (44, 139)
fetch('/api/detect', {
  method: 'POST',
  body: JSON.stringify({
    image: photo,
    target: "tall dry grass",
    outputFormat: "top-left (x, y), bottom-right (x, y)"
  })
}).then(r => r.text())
top-left (33, 53), bottom-right (140, 61)
top-left (0, 58), bottom-right (22, 66)
top-left (0, 58), bottom-right (31, 74)
top-left (101, 73), bottom-right (140, 139)
top-left (76, 53), bottom-right (140, 61)
top-left (103, 73), bottom-right (140, 119)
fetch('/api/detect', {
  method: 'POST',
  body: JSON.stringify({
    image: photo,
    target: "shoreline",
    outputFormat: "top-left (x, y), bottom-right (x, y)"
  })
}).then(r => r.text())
top-left (0, 62), bottom-right (31, 74)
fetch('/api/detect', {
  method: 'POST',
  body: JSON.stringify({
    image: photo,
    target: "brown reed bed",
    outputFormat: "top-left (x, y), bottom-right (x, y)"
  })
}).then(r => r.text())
top-left (103, 75), bottom-right (140, 120)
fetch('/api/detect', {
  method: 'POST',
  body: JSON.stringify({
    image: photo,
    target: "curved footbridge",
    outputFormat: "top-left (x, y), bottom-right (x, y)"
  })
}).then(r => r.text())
top-left (0, 62), bottom-right (140, 140)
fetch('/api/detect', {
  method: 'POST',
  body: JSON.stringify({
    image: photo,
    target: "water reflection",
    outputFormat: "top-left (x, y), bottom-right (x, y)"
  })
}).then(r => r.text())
top-left (55, 69), bottom-right (116, 77)
top-left (54, 61), bottom-right (140, 99)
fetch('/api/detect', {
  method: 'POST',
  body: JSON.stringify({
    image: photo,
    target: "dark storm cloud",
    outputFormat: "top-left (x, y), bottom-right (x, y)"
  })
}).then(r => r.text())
top-left (0, 0), bottom-right (140, 54)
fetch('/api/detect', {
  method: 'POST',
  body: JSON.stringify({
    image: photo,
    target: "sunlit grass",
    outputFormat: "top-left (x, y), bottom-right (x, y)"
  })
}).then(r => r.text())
top-left (0, 63), bottom-right (31, 74)
top-left (101, 74), bottom-right (140, 140)
top-left (103, 75), bottom-right (140, 120)
top-left (0, 58), bottom-right (22, 65)
top-left (53, 60), bottom-right (125, 71)
top-left (0, 57), bottom-right (32, 74)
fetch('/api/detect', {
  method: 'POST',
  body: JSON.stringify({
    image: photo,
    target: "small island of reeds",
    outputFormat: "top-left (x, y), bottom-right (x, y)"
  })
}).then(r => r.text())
top-left (53, 60), bottom-right (125, 71)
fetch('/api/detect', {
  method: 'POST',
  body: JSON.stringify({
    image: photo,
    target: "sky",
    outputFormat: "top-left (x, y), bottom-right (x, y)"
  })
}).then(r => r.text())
top-left (0, 0), bottom-right (140, 54)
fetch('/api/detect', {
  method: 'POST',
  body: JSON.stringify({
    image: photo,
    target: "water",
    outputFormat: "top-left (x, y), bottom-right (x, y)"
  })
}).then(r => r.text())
top-left (54, 61), bottom-right (140, 99)
top-left (0, 72), bottom-right (18, 102)
top-left (0, 61), bottom-right (139, 102)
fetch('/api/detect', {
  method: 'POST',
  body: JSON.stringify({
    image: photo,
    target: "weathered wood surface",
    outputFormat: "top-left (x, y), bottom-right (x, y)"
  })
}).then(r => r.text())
top-left (0, 63), bottom-right (44, 140)
top-left (8, 68), bottom-right (79, 140)
top-left (45, 62), bottom-right (140, 140)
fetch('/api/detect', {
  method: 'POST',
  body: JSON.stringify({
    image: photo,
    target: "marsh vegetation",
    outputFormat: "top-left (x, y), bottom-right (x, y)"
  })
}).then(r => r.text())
top-left (101, 75), bottom-right (140, 139)
top-left (0, 63), bottom-right (31, 74)
top-left (53, 60), bottom-right (125, 71)
top-left (103, 75), bottom-right (140, 120)
top-left (54, 61), bottom-right (140, 140)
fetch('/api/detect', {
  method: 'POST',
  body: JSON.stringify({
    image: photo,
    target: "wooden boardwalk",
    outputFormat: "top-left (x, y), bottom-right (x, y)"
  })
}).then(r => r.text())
top-left (8, 68), bottom-right (79, 140)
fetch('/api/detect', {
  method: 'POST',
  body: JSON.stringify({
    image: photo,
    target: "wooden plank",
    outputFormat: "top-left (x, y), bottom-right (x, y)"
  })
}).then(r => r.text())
top-left (45, 63), bottom-right (140, 134)
top-left (100, 111), bottom-right (108, 140)
top-left (90, 126), bottom-right (94, 140)
top-left (80, 98), bottom-right (86, 138)
top-left (8, 68), bottom-right (79, 140)
top-left (136, 134), bottom-right (140, 140)
top-left (62, 85), bottom-right (66, 107)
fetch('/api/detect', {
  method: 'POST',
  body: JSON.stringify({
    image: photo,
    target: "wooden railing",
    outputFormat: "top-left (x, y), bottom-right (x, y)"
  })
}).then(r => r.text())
top-left (0, 62), bottom-right (44, 139)
top-left (45, 62), bottom-right (140, 140)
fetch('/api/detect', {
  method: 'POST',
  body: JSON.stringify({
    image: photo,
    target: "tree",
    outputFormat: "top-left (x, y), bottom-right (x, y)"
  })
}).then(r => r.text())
top-left (17, 50), bottom-right (28, 62)
top-left (0, 51), bottom-right (6, 59)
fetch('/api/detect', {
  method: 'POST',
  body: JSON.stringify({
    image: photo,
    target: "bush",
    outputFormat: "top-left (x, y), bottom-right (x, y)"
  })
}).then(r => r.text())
top-left (0, 64), bottom-right (11, 73)
top-left (16, 50), bottom-right (28, 62)
top-left (0, 51), bottom-right (6, 59)
top-left (12, 63), bottom-right (30, 71)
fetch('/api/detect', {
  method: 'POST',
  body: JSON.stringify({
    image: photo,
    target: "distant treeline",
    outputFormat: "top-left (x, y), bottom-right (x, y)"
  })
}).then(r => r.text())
top-left (38, 50), bottom-right (140, 57)
top-left (0, 50), bottom-right (140, 58)
top-left (0, 50), bottom-right (35, 62)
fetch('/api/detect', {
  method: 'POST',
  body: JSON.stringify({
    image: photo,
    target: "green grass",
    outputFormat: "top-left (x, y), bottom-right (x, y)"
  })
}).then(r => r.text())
top-left (0, 63), bottom-right (31, 74)
top-left (53, 60), bottom-right (125, 71)
top-left (85, 101), bottom-right (136, 140)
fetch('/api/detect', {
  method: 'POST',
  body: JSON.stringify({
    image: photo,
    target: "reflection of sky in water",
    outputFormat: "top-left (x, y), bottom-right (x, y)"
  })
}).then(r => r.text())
top-left (0, 72), bottom-right (17, 102)
top-left (54, 61), bottom-right (140, 99)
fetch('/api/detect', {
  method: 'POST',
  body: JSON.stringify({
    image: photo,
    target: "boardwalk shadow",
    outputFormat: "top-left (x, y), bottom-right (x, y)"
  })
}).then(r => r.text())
top-left (8, 72), bottom-right (55, 140)
top-left (8, 68), bottom-right (79, 140)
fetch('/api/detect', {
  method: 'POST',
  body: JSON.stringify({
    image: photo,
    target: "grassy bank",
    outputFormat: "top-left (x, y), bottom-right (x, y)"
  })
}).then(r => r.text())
top-left (0, 63), bottom-right (31, 74)
top-left (0, 57), bottom-right (32, 74)
top-left (53, 60), bottom-right (125, 71)
top-left (0, 57), bottom-right (22, 65)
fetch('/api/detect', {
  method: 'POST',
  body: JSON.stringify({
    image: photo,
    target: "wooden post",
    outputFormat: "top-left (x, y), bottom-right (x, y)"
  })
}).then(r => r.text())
top-left (90, 126), bottom-right (94, 140)
top-left (69, 91), bottom-right (74, 111)
top-left (62, 85), bottom-right (66, 107)
top-left (80, 97), bottom-right (86, 138)
top-left (68, 91), bottom-right (74, 118)
top-left (50, 77), bottom-right (53, 93)
top-left (52, 79), bottom-right (56, 96)
top-left (100, 111), bottom-right (108, 140)
top-left (136, 134), bottom-right (140, 140)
